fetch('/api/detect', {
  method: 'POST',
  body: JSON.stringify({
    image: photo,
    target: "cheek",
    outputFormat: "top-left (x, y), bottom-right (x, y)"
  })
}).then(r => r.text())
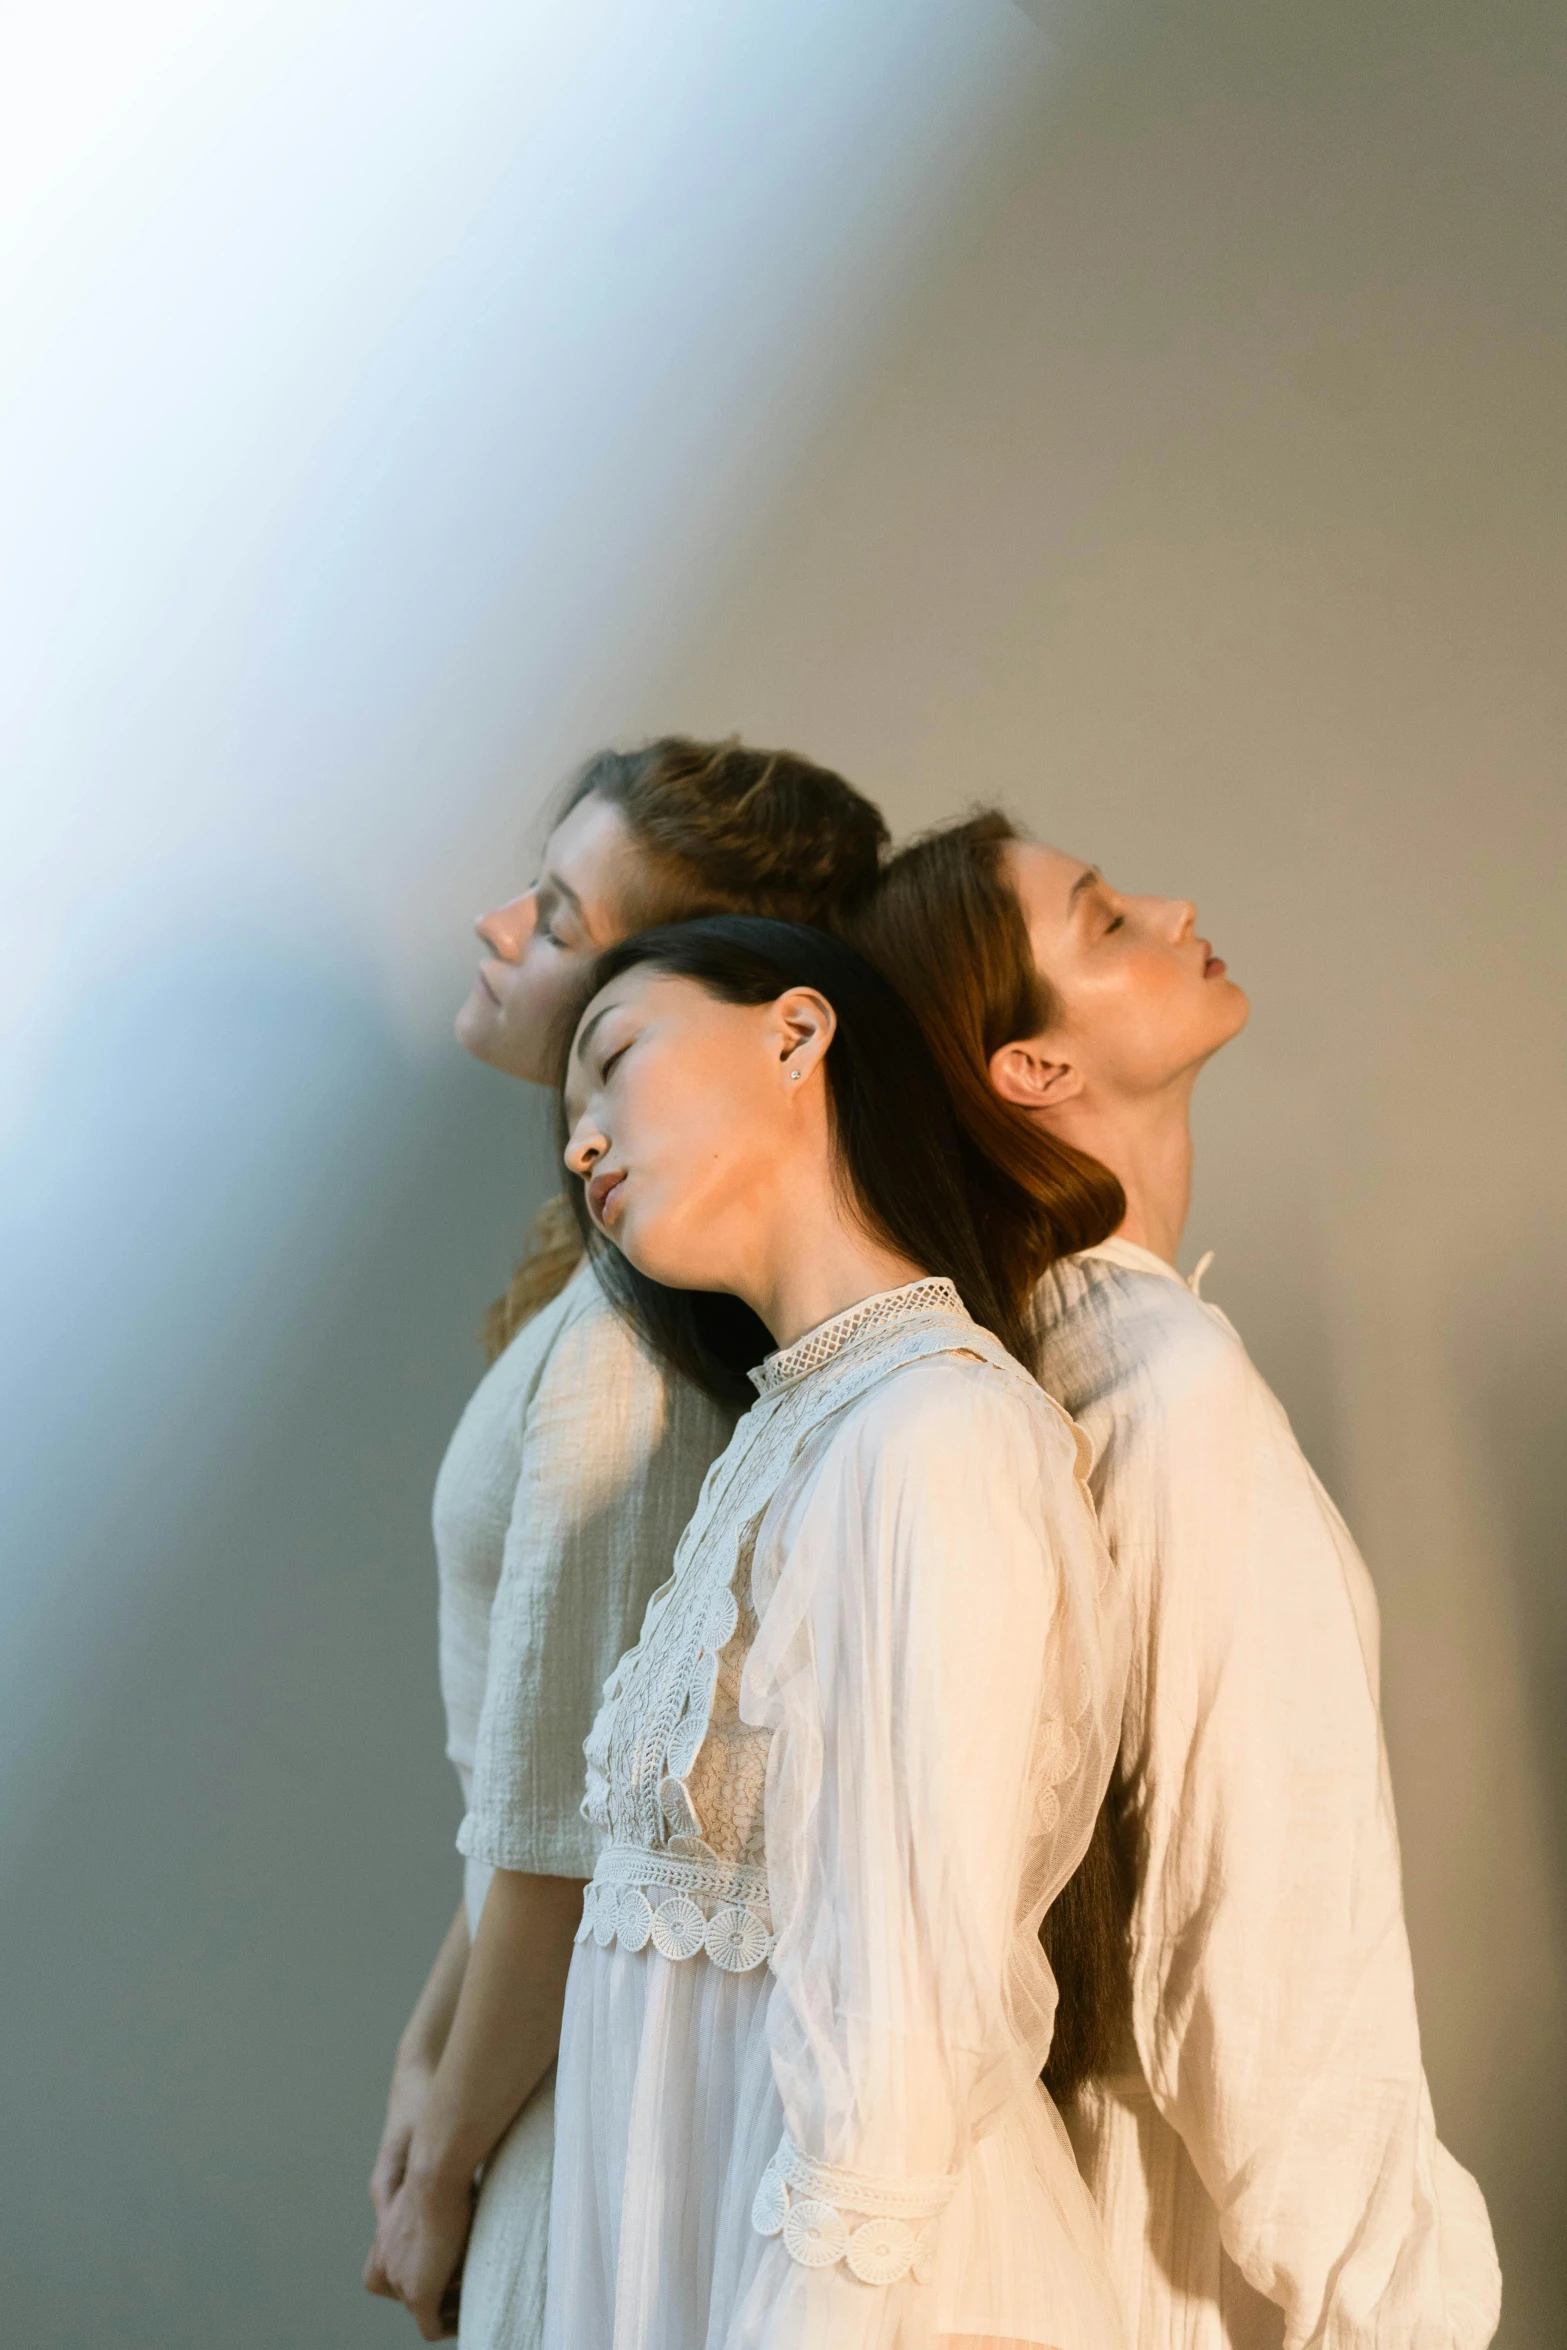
top-left (615, 1060), bottom-right (756, 1264)
top-left (628, 1085), bottom-right (734, 1207)
top-left (1076, 954), bottom-right (1201, 1078)
top-left (505, 945), bottom-right (590, 1022)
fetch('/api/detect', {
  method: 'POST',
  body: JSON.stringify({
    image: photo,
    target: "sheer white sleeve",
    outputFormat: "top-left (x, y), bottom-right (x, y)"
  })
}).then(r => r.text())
top-left (729, 1353), bottom-right (1125, 2350)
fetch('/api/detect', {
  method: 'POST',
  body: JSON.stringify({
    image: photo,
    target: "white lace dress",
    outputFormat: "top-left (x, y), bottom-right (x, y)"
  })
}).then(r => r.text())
top-left (542, 1279), bottom-right (1130, 2350)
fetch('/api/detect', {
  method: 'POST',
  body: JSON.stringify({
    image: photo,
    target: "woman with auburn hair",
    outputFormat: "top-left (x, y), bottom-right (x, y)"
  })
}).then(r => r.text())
top-left (853, 814), bottom-right (1501, 2350)
top-left (547, 915), bottom-right (1129, 2350)
top-left (364, 739), bottom-right (889, 2347)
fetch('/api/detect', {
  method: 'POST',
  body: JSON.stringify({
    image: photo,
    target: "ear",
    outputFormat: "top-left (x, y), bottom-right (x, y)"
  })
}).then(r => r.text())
top-left (988, 1036), bottom-right (1084, 1113)
top-left (773, 986), bottom-right (837, 1085)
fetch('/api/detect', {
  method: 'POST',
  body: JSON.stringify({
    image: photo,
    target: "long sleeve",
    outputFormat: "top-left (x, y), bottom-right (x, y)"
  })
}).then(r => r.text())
top-left (730, 1355), bottom-right (1125, 2350)
top-left (1109, 1312), bottom-right (1501, 2350)
top-left (458, 1282), bottom-right (734, 1878)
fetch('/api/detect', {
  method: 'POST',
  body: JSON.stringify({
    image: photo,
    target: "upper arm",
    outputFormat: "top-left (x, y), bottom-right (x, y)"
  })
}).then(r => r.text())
top-left (465, 1292), bottom-right (732, 1871)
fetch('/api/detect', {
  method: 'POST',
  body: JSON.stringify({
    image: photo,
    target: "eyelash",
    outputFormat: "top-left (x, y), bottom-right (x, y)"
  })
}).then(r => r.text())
top-left (601, 1042), bottom-right (630, 1080)
top-left (1104, 915), bottom-right (1124, 935)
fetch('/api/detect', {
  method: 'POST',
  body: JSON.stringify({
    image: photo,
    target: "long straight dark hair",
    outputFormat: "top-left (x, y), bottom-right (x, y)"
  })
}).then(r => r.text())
top-left (854, 810), bottom-right (1134, 2101)
top-left (561, 917), bottom-right (1043, 1406)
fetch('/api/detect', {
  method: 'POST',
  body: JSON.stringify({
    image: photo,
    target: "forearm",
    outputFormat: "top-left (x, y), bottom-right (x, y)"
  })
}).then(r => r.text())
top-left (408, 1867), bottom-right (583, 2187)
top-left (398, 1901), bottom-right (471, 2073)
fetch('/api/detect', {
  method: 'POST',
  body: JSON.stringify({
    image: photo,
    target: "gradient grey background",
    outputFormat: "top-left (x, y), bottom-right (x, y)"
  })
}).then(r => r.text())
top-left (1, 2), bottom-right (1562, 2343)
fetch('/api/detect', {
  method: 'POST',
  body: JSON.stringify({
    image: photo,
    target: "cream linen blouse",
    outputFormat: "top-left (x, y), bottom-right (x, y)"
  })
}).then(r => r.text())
top-left (1034, 1238), bottom-right (1501, 2350)
top-left (446, 1255), bottom-right (737, 1888)
top-left (432, 1250), bottom-right (735, 2350)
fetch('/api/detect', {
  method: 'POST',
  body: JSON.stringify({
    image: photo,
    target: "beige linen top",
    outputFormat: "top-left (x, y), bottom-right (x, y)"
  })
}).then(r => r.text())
top-left (432, 1252), bottom-right (735, 1915)
top-left (1035, 1237), bottom-right (1501, 2350)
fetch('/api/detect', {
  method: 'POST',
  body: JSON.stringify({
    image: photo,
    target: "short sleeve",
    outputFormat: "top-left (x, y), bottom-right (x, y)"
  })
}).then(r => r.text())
top-left (458, 1281), bottom-right (735, 1878)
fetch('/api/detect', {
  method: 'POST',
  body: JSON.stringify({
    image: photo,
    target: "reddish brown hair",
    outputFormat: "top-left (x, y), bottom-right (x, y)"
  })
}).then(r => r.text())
top-left (853, 807), bottom-right (1134, 2100)
top-left (850, 808), bottom-right (1125, 1304)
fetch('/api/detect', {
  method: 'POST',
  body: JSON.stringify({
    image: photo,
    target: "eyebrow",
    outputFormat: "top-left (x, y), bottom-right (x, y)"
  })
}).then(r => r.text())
top-left (572, 1004), bottom-right (611, 1067)
top-left (1068, 865), bottom-right (1101, 908)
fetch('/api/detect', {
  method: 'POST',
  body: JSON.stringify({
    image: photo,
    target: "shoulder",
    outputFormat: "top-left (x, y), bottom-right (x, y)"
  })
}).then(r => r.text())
top-left (812, 1344), bottom-right (1078, 1494)
top-left (533, 1257), bottom-right (656, 1381)
top-left (524, 1258), bottom-right (734, 1446)
top-left (1036, 1254), bottom-right (1253, 1430)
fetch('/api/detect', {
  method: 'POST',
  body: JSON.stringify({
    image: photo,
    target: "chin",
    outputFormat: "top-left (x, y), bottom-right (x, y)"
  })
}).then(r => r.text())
top-left (454, 992), bottom-right (495, 1056)
top-left (457, 1005), bottom-right (546, 1084)
top-left (1217, 977), bottom-right (1250, 1038)
top-left (617, 1214), bottom-right (723, 1296)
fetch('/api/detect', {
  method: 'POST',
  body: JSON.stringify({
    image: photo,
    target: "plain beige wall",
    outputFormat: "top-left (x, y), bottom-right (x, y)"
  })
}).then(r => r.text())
top-left (4, 3), bottom-right (1560, 2343)
top-left (639, 2), bottom-right (1567, 2337)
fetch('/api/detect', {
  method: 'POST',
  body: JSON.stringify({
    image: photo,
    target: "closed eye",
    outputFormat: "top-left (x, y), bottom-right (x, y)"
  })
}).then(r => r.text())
top-left (535, 886), bottom-right (576, 951)
top-left (600, 1040), bottom-right (632, 1080)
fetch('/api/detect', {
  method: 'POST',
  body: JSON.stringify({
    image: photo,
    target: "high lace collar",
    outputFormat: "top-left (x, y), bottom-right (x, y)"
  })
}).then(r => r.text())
top-left (749, 1277), bottom-right (965, 1397)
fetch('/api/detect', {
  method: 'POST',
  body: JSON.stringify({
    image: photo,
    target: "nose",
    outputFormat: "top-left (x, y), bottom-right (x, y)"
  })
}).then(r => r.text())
top-left (1161, 896), bottom-right (1197, 943)
top-left (564, 1113), bottom-right (606, 1179)
top-left (475, 891), bottom-right (536, 961)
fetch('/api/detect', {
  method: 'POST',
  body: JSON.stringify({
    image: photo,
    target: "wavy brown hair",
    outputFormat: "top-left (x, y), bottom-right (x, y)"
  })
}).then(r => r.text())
top-left (852, 807), bottom-right (1133, 2101)
top-left (483, 736), bottom-right (888, 1358)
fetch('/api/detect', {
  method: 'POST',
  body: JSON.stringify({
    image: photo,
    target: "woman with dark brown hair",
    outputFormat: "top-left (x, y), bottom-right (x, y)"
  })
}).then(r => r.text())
top-left (854, 814), bottom-right (1501, 2350)
top-left (363, 739), bottom-right (888, 2347)
top-left (544, 915), bottom-right (1128, 2350)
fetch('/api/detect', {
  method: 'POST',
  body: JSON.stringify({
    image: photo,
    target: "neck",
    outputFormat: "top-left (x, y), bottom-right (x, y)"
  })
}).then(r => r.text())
top-left (743, 1191), bottom-right (925, 1352)
top-left (1043, 1078), bottom-right (1196, 1268)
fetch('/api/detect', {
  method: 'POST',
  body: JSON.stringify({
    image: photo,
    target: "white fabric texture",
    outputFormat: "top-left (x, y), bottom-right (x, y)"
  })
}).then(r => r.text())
top-left (1034, 1237), bottom-right (1502, 2350)
top-left (457, 2069), bottom-right (554, 2350)
top-left (543, 1279), bottom-right (1130, 2350)
top-left (435, 1257), bottom-right (583, 1927)
top-left (455, 1258), bottom-right (737, 1878)
top-left (432, 1249), bottom-right (735, 2347)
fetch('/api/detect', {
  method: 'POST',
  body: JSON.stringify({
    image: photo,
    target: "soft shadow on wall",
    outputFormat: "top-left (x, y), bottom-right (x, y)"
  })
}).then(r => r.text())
top-left (0, 6), bottom-right (1048, 2340)
top-left (0, 941), bottom-right (553, 2346)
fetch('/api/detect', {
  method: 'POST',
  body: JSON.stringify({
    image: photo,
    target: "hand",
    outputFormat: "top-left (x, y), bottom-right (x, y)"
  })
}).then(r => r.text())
top-left (371, 2158), bottom-right (475, 2342)
top-left (364, 2052), bottom-right (434, 2298)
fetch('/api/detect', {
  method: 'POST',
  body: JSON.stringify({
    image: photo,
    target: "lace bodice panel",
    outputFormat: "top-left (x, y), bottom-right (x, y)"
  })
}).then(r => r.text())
top-left (568, 1277), bottom-right (1123, 2304)
top-left (575, 1282), bottom-right (974, 1970)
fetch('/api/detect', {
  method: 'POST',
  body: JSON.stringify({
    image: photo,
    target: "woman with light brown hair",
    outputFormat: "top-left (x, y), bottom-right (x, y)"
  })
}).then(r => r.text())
top-left (363, 737), bottom-right (889, 2347)
top-left (854, 813), bottom-right (1501, 2350)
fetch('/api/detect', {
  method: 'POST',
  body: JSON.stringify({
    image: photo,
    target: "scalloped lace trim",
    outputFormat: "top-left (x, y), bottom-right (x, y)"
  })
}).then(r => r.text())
top-left (750, 2133), bottom-right (953, 2282)
top-left (575, 1850), bottom-right (774, 1973)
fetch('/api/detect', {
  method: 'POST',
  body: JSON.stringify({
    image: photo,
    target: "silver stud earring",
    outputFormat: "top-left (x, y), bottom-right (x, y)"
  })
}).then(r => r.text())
top-left (790, 1069), bottom-right (802, 1081)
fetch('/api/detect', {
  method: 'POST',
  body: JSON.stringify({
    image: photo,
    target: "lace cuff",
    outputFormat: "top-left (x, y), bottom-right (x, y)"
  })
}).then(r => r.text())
top-left (750, 2133), bottom-right (952, 2284)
